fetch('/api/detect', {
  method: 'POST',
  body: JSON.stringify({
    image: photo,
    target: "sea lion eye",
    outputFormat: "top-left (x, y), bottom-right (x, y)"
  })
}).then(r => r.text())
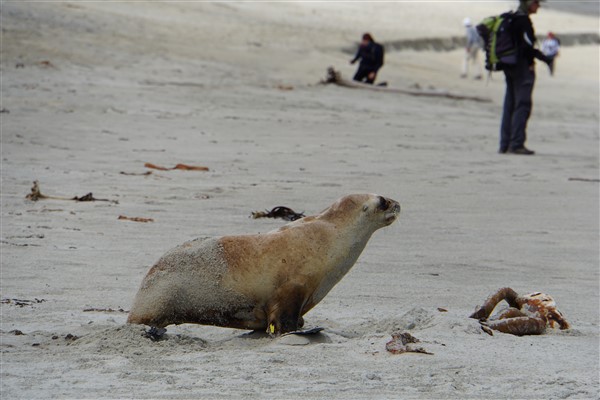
top-left (377, 196), bottom-right (388, 211)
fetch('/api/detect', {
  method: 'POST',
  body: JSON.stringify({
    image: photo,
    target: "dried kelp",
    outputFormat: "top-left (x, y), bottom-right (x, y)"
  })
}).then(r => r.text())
top-left (83, 307), bottom-right (129, 313)
top-left (118, 215), bottom-right (154, 223)
top-left (568, 177), bottom-right (600, 183)
top-left (1, 298), bottom-right (46, 307)
top-left (119, 171), bottom-right (153, 176)
top-left (25, 181), bottom-right (118, 204)
top-left (251, 206), bottom-right (305, 221)
top-left (144, 162), bottom-right (209, 171)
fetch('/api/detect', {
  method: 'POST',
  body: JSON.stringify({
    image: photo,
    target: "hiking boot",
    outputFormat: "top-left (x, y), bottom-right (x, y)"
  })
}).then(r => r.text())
top-left (508, 147), bottom-right (535, 155)
top-left (498, 147), bottom-right (508, 154)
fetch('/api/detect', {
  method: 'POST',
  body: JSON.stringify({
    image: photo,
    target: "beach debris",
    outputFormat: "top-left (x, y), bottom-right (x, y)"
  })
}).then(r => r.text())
top-left (2, 234), bottom-right (44, 240)
top-left (143, 327), bottom-right (167, 342)
top-left (118, 215), bottom-right (154, 223)
top-left (144, 162), bottom-right (209, 171)
top-left (25, 181), bottom-right (119, 204)
top-left (437, 307), bottom-right (448, 312)
top-left (15, 63), bottom-right (25, 69)
top-left (276, 84), bottom-right (294, 91)
top-left (51, 333), bottom-right (78, 341)
top-left (1, 298), bottom-right (46, 307)
top-left (568, 177), bottom-right (600, 183)
top-left (385, 331), bottom-right (433, 355)
top-left (119, 171), bottom-right (153, 176)
top-left (10, 330), bottom-right (25, 335)
top-left (366, 373), bottom-right (382, 381)
top-left (0, 108), bottom-right (9, 113)
top-left (251, 206), bottom-right (305, 221)
top-left (65, 333), bottom-right (79, 341)
top-left (321, 67), bottom-right (492, 103)
top-left (37, 60), bottom-right (56, 68)
top-left (0, 240), bottom-right (42, 247)
top-left (83, 307), bottom-right (129, 313)
top-left (470, 287), bottom-right (570, 336)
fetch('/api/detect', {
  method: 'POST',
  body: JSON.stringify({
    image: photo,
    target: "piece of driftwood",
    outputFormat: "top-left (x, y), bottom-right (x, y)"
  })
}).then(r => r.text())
top-left (120, 171), bottom-right (153, 176)
top-left (83, 307), bottom-right (129, 313)
top-left (25, 181), bottom-right (118, 204)
top-left (568, 177), bottom-right (599, 183)
top-left (38, 60), bottom-right (56, 68)
top-left (322, 67), bottom-right (492, 103)
top-left (251, 206), bottom-right (305, 221)
top-left (118, 215), bottom-right (154, 223)
top-left (144, 162), bottom-right (209, 171)
top-left (1, 298), bottom-right (46, 307)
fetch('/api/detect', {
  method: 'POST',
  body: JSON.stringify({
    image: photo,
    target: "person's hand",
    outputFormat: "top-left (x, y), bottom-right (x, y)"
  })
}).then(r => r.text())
top-left (368, 72), bottom-right (376, 81)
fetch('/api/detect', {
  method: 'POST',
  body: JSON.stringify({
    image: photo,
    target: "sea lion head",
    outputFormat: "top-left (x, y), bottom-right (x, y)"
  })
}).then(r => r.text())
top-left (322, 193), bottom-right (401, 229)
top-left (372, 194), bottom-right (401, 226)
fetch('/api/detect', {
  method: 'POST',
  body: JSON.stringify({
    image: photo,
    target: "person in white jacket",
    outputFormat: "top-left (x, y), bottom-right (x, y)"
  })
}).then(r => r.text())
top-left (541, 31), bottom-right (560, 75)
top-left (461, 17), bottom-right (484, 80)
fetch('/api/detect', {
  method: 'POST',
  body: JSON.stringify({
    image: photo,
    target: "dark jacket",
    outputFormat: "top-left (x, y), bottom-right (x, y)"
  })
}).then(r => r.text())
top-left (511, 11), bottom-right (547, 66)
top-left (352, 41), bottom-right (384, 72)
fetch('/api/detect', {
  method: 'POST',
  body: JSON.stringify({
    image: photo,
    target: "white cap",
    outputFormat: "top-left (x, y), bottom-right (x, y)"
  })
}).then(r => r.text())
top-left (463, 17), bottom-right (472, 27)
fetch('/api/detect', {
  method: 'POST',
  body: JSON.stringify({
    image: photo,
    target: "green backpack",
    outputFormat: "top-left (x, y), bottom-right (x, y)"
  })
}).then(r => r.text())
top-left (477, 12), bottom-right (518, 71)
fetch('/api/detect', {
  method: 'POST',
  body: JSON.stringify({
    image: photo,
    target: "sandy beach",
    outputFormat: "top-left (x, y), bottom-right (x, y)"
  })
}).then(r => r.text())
top-left (1, 1), bottom-right (599, 399)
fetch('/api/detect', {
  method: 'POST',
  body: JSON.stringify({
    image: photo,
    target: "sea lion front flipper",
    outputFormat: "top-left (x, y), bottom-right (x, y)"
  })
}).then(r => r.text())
top-left (266, 282), bottom-right (308, 336)
top-left (284, 327), bottom-right (324, 336)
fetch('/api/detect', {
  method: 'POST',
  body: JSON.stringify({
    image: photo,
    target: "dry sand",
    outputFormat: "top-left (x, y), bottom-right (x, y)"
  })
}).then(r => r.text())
top-left (1, 1), bottom-right (599, 399)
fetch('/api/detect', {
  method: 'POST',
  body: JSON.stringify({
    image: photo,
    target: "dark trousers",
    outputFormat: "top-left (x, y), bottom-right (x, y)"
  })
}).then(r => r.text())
top-left (500, 64), bottom-right (535, 151)
top-left (353, 66), bottom-right (376, 84)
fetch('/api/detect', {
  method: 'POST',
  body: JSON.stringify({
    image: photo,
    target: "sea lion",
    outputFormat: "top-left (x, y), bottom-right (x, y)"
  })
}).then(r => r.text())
top-left (127, 193), bottom-right (400, 335)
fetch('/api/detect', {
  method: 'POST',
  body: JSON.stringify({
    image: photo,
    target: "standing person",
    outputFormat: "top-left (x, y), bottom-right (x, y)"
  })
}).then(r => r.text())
top-left (499, 0), bottom-right (552, 155)
top-left (350, 33), bottom-right (384, 84)
top-left (461, 17), bottom-right (484, 80)
top-left (541, 31), bottom-right (560, 75)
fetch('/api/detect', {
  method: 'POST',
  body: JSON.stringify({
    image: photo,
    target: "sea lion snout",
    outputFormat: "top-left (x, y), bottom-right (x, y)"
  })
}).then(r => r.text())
top-left (378, 196), bottom-right (400, 224)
